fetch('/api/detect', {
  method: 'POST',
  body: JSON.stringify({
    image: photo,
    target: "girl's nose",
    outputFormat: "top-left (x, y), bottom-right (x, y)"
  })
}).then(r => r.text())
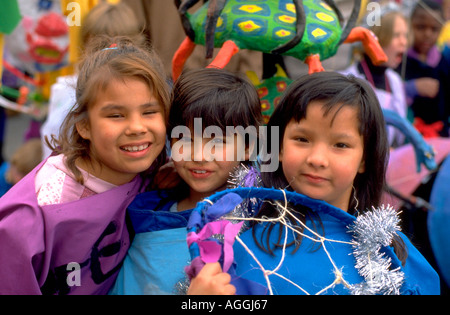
top-left (306, 144), bottom-right (329, 168)
top-left (126, 115), bottom-right (147, 136)
top-left (191, 137), bottom-right (209, 162)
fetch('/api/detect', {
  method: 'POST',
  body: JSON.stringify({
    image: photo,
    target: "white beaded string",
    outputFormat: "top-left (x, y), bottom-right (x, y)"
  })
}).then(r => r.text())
top-left (221, 189), bottom-right (356, 295)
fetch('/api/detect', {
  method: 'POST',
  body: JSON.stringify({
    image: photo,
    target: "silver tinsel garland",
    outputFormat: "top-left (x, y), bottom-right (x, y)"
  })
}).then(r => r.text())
top-left (225, 163), bottom-right (262, 230)
top-left (347, 205), bottom-right (405, 295)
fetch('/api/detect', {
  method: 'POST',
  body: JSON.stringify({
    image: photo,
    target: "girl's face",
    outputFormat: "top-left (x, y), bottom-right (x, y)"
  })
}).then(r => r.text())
top-left (172, 131), bottom-right (248, 202)
top-left (411, 9), bottom-right (442, 56)
top-left (383, 15), bottom-right (408, 69)
top-left (279, 101), bottom-right (365, 211)
top-left (76, 78), bottom-right (166, 185)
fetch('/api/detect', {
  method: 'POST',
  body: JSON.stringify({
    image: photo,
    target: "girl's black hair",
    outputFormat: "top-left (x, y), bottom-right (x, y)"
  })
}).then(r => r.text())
top-left (254, 71), bottom-right (407, 263)
top-left (169, 67), bottom-right (262, 136)
top-left (411, 0), bottom-right (443, 19)
top-left (166, 67), bottom-right (263, 202)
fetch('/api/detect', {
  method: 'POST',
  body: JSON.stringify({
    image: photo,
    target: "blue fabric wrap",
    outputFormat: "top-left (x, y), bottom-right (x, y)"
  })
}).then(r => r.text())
top-left (429, 155), bottom-right (450, 285)
top-left (109, 190), bottom-right (192, 294)
top-left (186, 187), bottom-right (439, 294)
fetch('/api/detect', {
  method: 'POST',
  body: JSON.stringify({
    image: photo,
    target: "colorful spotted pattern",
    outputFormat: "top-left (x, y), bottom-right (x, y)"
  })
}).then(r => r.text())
top-left (188, 0), bottom-right (343, 61)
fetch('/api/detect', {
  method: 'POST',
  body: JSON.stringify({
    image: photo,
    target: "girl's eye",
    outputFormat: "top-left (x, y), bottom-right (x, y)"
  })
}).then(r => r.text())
top-left (204, 137), bottom-right (226, 146)
top-left (335, 142), bottom-right (349, 149)
top-left (211, 137), bottom-right (226, 144)
top-left (107, 113), bottom-right (123, 118)
top-left (295, 137), bottom-right (308, 143)
top-left (143, 110), bottom-right (157, 116)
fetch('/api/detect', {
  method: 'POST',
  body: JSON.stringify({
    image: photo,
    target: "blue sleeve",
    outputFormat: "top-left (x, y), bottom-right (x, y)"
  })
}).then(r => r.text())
top-left (127, 190), bottom-right (176, 233)
top-left (404, 80), bottom-right (418, 100)
top-left (399, 232), bottom-right (440, 294)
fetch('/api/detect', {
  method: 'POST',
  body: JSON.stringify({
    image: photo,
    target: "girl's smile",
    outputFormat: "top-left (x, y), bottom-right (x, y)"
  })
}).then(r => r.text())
top-left (189, 168), bottom-right (213, 179)
top-left (76, 78), bottom-right (166, 185)
top-left (302, 173), bottom-right (329, 184)
top-left (173, 133), bottom-right (248, 210)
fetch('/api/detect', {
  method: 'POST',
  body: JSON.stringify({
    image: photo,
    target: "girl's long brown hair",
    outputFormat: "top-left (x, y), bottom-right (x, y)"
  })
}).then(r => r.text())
top-left (46, 36), bottom-right (170, 184)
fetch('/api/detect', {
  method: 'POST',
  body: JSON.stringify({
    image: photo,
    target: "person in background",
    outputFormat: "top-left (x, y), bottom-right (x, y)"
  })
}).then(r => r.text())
top-left (0, 138), bottom-right (42, 196)
top-left (341, 3), bottom-right (409, 147)
top-left (397, 0), bottom-right (450, 138)
top-left (40, 1), bottom-right (146, 159)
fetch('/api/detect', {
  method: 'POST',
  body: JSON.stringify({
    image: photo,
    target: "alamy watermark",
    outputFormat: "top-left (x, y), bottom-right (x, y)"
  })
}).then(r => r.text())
top-left (66, 262), bottom-right (81, 287)
top-left (65, 2), bottom-right (81, 27)
top-left (365, 2), bottom-right (383, 27)
top-left (65, 1), bottom-right (385, 28)
top-left (171, 118), bottom-right (279, 173)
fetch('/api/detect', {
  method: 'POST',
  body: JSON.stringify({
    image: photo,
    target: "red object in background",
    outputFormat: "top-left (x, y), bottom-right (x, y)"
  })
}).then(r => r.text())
top-left (35, 11), bottom-right (68, 37)
top-left (25, 12), bottom-right (68, 65)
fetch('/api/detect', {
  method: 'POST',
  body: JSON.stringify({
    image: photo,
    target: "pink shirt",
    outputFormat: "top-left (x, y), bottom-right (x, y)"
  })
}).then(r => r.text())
top-left (35, 154), bottom-right (116, 206)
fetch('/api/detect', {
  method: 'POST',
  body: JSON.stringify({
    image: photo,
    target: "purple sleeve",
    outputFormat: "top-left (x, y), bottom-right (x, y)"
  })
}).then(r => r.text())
top-left (0, 184), bottom-right (46, 294)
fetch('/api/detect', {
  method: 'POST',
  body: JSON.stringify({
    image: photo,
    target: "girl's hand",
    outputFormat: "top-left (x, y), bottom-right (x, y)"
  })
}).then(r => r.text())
top-left (414, 77), bottom-right (439, 98)
top-left (187, 262), bottom-right (236, 295)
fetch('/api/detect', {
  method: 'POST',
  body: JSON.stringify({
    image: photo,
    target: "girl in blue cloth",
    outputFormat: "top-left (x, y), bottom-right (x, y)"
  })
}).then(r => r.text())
top-left (110, 67), bottom-right (263, 294)
top-left (188, 71), bottom-right (440, 295)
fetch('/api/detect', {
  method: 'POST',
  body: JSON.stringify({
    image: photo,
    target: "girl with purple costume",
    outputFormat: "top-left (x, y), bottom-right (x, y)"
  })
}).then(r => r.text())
top-left (0, 36), bottom-right (169, 294)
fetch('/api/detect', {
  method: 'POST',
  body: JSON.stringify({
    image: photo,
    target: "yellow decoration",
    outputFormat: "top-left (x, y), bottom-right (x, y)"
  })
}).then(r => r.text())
top-left (239, 5), bottom-right (263, 13)
top-left (320, 2), bottom-right (333, 12)
top-left (36, 64), bottom-right (74, 100)
top-left (278, 15), bottom-right (296, 24)
top-left (286, 4), bottom-right (296, 14)
top-left (238, 20), bottom-right (261, 32)
top-left (357, 0), bottom-right (369, 24)
top-left (217, 17), bottom-right (223, 28)
top-left (311, 28), bottom-right (327, 38)
top-left (438, 21), bottom-right (450, 48)
top-left (316, 12), bottom-right (334, 23)
top-left (275, 29), bottom-right (292, 37)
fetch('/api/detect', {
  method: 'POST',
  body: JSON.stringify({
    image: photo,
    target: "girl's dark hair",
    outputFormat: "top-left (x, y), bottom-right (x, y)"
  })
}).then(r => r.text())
top-left (169, 67), bottom-right (262, 137)
top-left (255, 71), bottom-right (407, 263)
top-left (166, 67), bottom-right (263, 202)
top-left (411, 0), bottom-right (443, 19)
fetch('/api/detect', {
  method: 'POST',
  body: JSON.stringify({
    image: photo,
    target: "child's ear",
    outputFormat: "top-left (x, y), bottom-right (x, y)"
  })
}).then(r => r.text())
top-left (76, 119), bottom-right (91, 140)
top-left (358, 160), bottom-right (365, 173)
